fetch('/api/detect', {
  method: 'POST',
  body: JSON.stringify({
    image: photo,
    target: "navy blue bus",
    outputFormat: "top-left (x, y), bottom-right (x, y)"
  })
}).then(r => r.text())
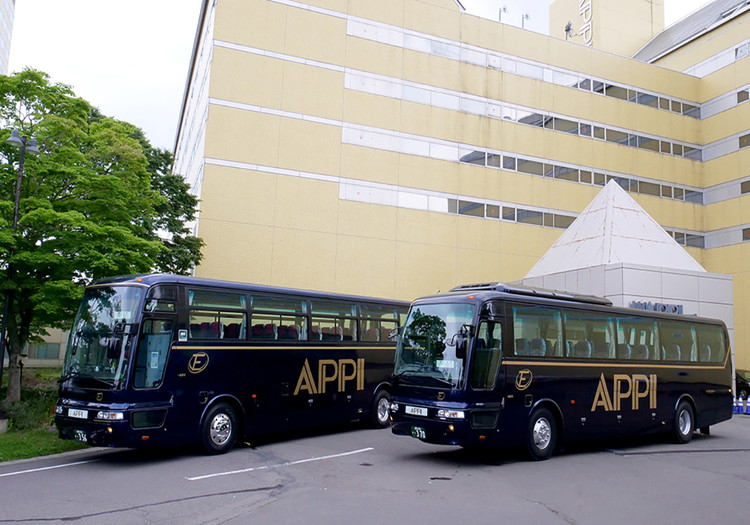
top-left (55, 274), bottom-right (408, 453)
top-left (390, 283), bottom-right (733, 460)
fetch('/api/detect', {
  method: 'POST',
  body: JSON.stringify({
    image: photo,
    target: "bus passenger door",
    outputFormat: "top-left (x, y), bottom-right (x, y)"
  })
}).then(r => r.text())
top-left (133, 318), bottom-right (175, 390)
top-left (469, 320), bottom-right (505, 428)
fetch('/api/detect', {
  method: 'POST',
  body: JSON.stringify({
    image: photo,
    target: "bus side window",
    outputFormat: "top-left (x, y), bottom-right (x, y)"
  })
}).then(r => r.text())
top-left (470, 321), bottom-right (502, 389)
top-left (134, 319), bottom-right (173, 389)
top-left (512, 305), bottom-right (562, 357)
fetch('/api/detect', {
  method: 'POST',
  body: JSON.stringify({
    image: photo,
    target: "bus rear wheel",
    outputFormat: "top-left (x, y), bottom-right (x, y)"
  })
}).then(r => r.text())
top-left (673, 400), bottom-right (694, 444)
top-left (201, 402), bottom-right (238, 454)
top-left (371, 390), bottom-right (391, 429)
top-left (526, 408), bottom-right (557, 461)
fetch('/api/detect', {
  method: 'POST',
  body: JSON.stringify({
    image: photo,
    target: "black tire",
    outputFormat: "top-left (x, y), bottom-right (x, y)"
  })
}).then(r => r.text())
top-left (371, 390), bottom-right (391, 429)
top-left (526, 408), bottom-right (557, 461)
top-left (201, 402), bottom-right (238, 454)
top-left (673, 400), bottom-right (695, 444)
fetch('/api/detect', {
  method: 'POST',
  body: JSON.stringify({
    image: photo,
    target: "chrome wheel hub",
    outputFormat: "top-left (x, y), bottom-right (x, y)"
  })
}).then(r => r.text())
top-left (533, 417), bottom-right (552, 450)
top-left (210, 413), bottom-right (232, 446)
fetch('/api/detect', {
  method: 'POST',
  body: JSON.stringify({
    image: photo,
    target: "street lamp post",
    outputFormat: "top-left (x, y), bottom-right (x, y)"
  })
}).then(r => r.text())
top-left (0, 129), bottom-right (39, 388)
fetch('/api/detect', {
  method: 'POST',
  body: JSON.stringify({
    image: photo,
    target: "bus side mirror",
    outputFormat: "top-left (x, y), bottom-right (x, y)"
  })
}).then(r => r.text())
top-left (454, 324), bottom-right (474, 360)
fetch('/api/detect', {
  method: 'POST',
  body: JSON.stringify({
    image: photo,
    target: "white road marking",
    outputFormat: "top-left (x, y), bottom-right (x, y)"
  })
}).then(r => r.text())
top-left (0, 459), bottom-right (96, 478)
top-left (187, 447), bottom-right (374, 481)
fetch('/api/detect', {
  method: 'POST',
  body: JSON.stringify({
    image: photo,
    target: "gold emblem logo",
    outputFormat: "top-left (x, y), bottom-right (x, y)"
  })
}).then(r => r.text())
top-left (188, 352), bottom-right (210, 374)
top-left (515, 369), bottom-right (533, 391)
top-left (437, 392), bottom-right (446, 401)
top-left (96, 392), bottom-right (103, 402)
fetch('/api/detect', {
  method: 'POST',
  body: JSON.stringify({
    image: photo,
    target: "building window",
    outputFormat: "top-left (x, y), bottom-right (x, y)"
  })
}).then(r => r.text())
top-left (738, 89), bottom-right (749, 104)
top-left (741, 180), bottom-right (750, 194)
top-left (740, 134), bottom-right (750, 149)
top-left (744, 228), bottom-right (750, 241)
top-left (26, 343), bottom-right (61, 359)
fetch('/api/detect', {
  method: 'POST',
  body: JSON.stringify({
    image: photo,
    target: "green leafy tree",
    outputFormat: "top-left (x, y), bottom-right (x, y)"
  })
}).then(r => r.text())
top-left (0, 69), bottom-right (203, 402)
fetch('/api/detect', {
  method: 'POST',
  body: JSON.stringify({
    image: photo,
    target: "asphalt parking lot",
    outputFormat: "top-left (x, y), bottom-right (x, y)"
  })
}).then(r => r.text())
top-left (2, 415), bottom-right (750, 524)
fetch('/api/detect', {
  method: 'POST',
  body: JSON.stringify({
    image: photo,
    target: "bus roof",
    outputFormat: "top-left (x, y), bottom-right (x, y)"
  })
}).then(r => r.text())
top-left (88, 273), bottom-right (409, 306)
top-left (412, 282), bottom-right (727, 327)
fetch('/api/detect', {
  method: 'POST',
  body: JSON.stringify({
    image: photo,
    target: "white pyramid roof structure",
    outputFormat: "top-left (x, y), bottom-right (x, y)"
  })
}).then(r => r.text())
top-left (525, 181), bottom-right (706, 278)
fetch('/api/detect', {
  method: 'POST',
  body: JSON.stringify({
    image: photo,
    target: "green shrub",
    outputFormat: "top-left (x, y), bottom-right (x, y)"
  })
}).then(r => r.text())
top-left (2, 389), bottom-right (58, 430)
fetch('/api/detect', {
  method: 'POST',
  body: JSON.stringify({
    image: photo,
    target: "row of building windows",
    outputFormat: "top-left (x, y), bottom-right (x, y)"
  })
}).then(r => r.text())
top-left (344, 15), bottom-right (703, 120)
top-left (347, 70), bottom-right (704, 161)
top-left (447, 197), bottom-right (576, 230)
top-left (458, 149), bottom-right (704, 204)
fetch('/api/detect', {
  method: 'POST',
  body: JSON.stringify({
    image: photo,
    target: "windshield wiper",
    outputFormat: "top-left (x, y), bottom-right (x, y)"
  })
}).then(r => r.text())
top-left (84, 377), bottom-right (116, 388)
top-left (58, 370), bottom-right (79, 384)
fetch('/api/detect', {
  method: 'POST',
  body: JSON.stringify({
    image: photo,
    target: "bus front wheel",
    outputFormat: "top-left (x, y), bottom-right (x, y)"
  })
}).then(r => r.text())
top-left (201, 402), bottom-right (238, 454)
top-left (673, 401), bottom-right (695, 444)
top-left (526, 408), bottom-right (557, 461)
top-left (371, 390), bottom-right (391, 429)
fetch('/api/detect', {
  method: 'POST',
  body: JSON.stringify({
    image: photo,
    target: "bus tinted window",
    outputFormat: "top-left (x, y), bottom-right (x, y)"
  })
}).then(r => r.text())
top-left (361, 304), bottom-right (401, 320)
top-left (695, 324), bottom-right (726, 363)
top-left (470, 321), bottom-right (502, 389)
top-left (617, 316), bottom-right (659, 360)
top-left (512, 306), bottom-right (563, 357)
top-left (311, 317), bottom-right (355, 341)
top-left (659, 320), bottom-right (695, 361)
top-left (250, 314), bottom-right (307, 341)
top-left (361, 305), bottom-right (401, 342)
top-left (310, 300), bottom-right (356, 317)
top-left (188, 289), bottom-right (246, 309)
top-left (190, 311), bottom-right (247, 340)
top-left (564, 310), bottom-right (615, 359)
top-left (251, 295), bottom-right (307, 314)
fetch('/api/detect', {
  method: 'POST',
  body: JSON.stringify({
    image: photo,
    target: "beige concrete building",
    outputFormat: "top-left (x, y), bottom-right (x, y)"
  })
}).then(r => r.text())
top-left (174, 0), bottom-right (750, 368)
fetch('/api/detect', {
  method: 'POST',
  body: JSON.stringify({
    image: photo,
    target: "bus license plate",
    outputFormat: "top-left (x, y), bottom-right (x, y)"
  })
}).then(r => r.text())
top-left (411, 426), bottom-right (426, 440)
top-left (69, 409), bottom-right (88, 419)
top-left (405, 405), bottom-right (427, 417)
top-left (73, 430), bottom-right (88, 443)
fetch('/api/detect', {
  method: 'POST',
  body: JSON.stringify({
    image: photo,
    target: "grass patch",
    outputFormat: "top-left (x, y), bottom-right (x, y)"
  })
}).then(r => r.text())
top-left (0, 429), bottom-right (88, 462)
top-left (1, 367), bottom-right (89, 462)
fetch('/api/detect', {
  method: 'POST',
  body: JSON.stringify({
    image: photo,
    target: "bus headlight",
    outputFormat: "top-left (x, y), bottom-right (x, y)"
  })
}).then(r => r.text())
top-left (54, 405), bottom-right (64, 415)
top-left (96, 411), bottom-right (125, 421)
top-left (437, 409), bottom-right (465, 419)
top-left (390, 402), bottom-right (399, 413)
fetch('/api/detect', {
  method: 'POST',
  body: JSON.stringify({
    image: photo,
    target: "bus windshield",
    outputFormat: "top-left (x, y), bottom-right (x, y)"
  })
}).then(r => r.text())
top-left (61, 286), bottom-right (144, 389)
top-left (394, 302), bottom-right (476, 389)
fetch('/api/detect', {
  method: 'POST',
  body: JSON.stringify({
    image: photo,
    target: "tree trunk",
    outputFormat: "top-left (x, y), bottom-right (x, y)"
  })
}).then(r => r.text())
top-left (4, 349), bottom-right (22, 403)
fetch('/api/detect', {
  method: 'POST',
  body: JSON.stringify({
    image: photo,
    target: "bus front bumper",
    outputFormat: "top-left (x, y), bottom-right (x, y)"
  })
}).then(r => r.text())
top-left (54, 401), bottom-right (170, 448)
top-left (390, 400), bottom-right (502, 447)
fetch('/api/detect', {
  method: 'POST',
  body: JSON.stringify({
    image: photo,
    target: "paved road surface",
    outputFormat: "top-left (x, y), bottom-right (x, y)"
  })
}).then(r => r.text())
top-left (1, 416), bottom-right (749, 524)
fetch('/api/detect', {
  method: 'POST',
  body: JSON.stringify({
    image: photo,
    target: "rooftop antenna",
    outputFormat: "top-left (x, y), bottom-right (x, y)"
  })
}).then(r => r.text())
top-left (521, 13), bottom-right (530, 29)
top-left (564, 21), bottom-right (574, 39)
top-left (499, 5), bottom-right (508, 23)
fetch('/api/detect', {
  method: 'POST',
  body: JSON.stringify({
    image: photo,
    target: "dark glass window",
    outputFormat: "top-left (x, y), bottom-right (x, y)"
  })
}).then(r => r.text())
top-left (604, 85), bottom-right (628, 100)
top-left (738, 90), bottom-right (749, 104)
top-left (639, 181), bottom-right (660, 196)
top-left (553, 215), bottom-right (575, 229)
top-left (741, 180), bottom-right (750, 194)
top-left (517, 159), bottom-right (544, 176)
top-left (458, 201), bottom-right (485, 217)
top-left (740, 134), bottom-right (750, 149)
top-left (638, 136), bottom-right (660, 152)
top-left (486, 204), bottom-right (500, 219)
top-left (517, 210), bottom-right (543, 225)
top-left (189, 290), bottom-right (245, 309)
top-left (502, 207), bottom-right (516, 221)
top-left (502, 156), bottom-right (517, 170)
top-left (637, 93), bottom-right (658, 107)
top-left (470, 321), bottom-right (503, 389)
top-left (512, 306), bottom-right (563, 357)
